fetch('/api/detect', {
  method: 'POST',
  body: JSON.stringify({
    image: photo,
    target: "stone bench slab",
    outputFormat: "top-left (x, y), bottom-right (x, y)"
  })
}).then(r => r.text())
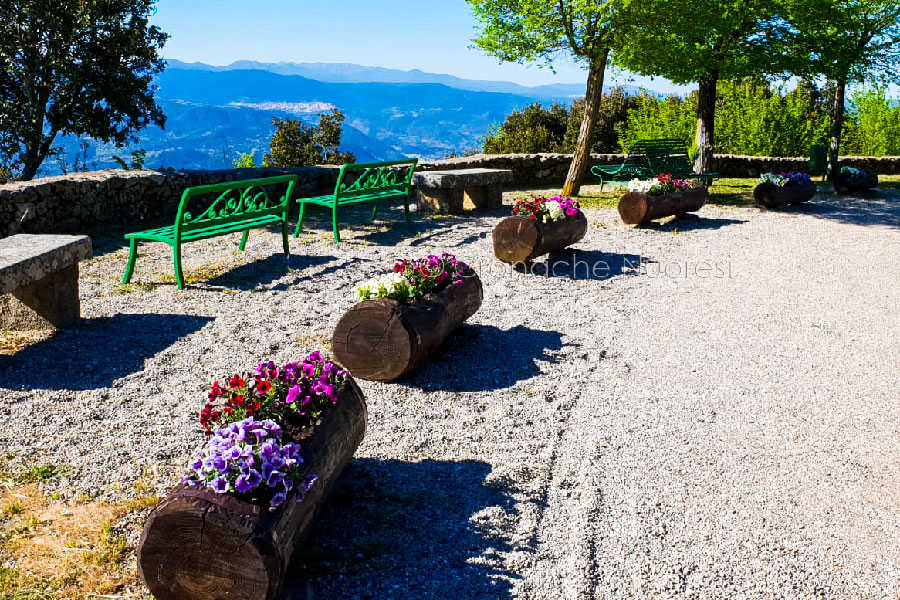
top-left (1, 234), bottom-right (92, 295)
top-left (413, 169), bottom-right (513, 214)
top-left (413, 168), bottom-right (514, 188)
top-left (1, 234), bottom-right (92, 330)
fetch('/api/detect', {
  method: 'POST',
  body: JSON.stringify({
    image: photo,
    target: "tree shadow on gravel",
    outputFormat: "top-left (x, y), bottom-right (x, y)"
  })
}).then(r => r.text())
top-left (0, 313), bottom-right (213, 391)
top-left (285, 459), bottom-right (519, 600)
top-left (519, 249), bottom-right (644, 281)
top-left (642, 213), bottom-right (747, 232)
top-left (404, 324), bottom-right (566, 392)
top-left (791, 194), bottom-right (899, 228)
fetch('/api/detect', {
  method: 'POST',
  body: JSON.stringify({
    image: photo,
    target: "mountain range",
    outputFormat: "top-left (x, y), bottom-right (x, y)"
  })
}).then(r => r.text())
top-left (46, 61), bottom-right (656, 175)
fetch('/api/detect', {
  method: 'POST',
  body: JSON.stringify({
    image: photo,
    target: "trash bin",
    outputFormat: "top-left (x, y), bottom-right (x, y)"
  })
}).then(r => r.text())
top-left (809, 145), bottom-right (827, 180)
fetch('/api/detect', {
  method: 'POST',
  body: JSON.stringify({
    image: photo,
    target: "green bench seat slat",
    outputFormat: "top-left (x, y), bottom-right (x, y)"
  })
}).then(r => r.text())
top-left (294, 159), bottom-right (418, 243)
top-left (122, 175), bottom-right (298, 290)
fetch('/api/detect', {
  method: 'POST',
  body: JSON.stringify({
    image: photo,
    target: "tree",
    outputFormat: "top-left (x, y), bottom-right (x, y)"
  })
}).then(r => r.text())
top-left (483, 102), bottom-right (569, 153)
top-left (0, 0), bottom-right (168, 181)
top-left (468, 0), bottom-right (620, 196)
top-left (614, 0), bottom-right (779, 172)
top-left (262, 110), bottom-right (355, 168)
top-left (780, 0), bottom-right (900, 176)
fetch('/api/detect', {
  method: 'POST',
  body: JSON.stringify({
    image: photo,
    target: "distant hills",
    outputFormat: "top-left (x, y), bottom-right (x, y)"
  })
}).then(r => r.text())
top-left (44, 61), bottom-right (658, 175)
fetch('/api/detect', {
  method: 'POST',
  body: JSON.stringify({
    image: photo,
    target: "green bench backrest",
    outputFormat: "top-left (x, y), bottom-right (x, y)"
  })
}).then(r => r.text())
top-left (175, 175), bottom-right (298, 235)
top-left (334, 159), bottom-right (418, 204)
top-left (629, 138), bottom-right (694, 175)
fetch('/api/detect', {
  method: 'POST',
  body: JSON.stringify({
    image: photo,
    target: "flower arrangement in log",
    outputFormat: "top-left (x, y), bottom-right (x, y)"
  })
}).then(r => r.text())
top-left (840, 166), bottom-right (870, 183)
top-left (512, 196), bottom-right (581, 222)
top-left (759, 172), bottom-right (812, 187)
top-left (186, 352), bottom-right (350, 508)
top-left (627, 173), bottom-right (702, 196)
top-left (354, 252), bottom-right (473, 303)
top-left (182, 419), bottom-right (317, 508)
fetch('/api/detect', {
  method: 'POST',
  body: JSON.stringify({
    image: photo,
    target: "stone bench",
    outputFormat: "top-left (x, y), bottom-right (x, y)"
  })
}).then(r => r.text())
top-left (413, 168), bottom-right (514, 214)
top-left (0, 234), bottom-right (92, 330)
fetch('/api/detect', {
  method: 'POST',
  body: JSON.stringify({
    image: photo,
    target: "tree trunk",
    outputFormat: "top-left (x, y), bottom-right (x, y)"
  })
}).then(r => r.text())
top-left (492, 212), bottom-right (588, 264)
top-left (828, 80), bottom-right (846, 181)
top-left (562, 50), bottom-right (609, 198)
top-left (694, 73), bottom-right (719, 174)
top-left (332, 274), bottom-right (483, 382)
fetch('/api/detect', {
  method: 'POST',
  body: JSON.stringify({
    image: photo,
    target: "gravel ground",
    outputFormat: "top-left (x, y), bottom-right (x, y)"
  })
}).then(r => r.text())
top-left (1, 187), bottom-right (899, 599)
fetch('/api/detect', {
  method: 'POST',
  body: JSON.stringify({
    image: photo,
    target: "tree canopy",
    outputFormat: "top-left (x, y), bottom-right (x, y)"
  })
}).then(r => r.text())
top-left (468, 0), bottom-right (620, 196)
top-left (0, 0), bottom-right (168, 180)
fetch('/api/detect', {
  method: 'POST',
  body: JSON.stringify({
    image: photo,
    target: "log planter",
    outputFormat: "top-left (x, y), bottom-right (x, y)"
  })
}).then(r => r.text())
top-left (754, 179), bottom-right (817, 208)
top-left (332, 273), bottom-right (483, 382)
top-left (617, 187), bottom-right (709, 225)
top-left (832, 170), bottom-right (878, 194)
top-left (492, 212), bottom-right (588, 264)
top-left (137, 379), bottom-right (367, 600)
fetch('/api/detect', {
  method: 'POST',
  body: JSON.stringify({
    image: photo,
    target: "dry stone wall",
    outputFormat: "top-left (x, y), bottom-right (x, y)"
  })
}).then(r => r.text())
top-left (3, 154), bottom-right (900, 238)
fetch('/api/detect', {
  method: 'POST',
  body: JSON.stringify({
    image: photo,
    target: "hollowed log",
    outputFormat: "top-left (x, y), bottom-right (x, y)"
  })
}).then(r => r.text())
top-left (492, 212), bottom-right (588, 264)
top-left (617, 187), bottom-right (709, 225)
top-left (137, 379), bottom-right (367, 600)
top-left (754, 179), bottom-right (817, 208)
top-left (332, 273), bottom-right (483, 382)
top-left (832, 171), bottom-right (878, 194)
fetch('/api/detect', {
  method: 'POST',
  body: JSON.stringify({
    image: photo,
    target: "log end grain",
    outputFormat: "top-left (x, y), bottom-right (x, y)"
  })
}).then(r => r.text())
top-left (617, 192), bottom-right (650, 225)
top-left (492, 216), bottom-right (540, 264)
top-left (332, 300), bottom-right (414, 382)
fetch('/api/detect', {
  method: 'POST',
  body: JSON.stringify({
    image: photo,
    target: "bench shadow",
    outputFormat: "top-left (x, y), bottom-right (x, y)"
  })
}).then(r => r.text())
top-left (404, 324), bottom-right (566, 392)
top-left (0, 313), bottom-right (213, 391)
top-left (518, 250), bottom-right (644, 281)
top-left (200, 253), bottom-right (338, 291)
top-left (793, 194), bottom-right (900, 228)
top-left (286, 458), bottom-right (519, 599)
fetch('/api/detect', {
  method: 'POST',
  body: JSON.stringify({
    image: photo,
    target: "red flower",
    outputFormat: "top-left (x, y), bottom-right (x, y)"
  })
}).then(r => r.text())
top-left (228, 375), bottom-right (245, 389)
top-left (256, 381), bottom-right (272, 395)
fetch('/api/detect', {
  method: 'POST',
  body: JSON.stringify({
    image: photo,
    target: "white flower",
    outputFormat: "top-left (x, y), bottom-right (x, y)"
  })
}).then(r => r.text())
top-left (355, 272), bottom-right (409, 300)
top-left (626, 178), bottom-right (656, 194)
top-left (545, 200), bottom-right (564, 221)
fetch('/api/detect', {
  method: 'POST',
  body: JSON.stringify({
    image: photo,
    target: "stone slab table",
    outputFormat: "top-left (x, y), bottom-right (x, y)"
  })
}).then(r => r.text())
top-left (0, 234), bottom-right (92, 330)
top-left (413, 168), bottom-right (514, 214)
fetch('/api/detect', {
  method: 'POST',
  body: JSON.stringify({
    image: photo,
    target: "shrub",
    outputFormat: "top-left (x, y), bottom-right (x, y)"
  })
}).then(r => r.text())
top-left (263, 109), bottom-right (355, 168)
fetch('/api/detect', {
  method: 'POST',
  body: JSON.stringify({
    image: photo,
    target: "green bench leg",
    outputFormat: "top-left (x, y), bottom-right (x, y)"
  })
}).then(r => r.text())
top-left (368, 201), bottom-right (381, 224)
top-left (293, 202), bottom-right (307, 239)
top-left (332, 204), bottom-right (341, 243)
top-left (239, 230), bottom-right (249, 251)
top-left (122, 238), bottom-right (139, 284)
top-left (173, 243), bottom-right (185, 291)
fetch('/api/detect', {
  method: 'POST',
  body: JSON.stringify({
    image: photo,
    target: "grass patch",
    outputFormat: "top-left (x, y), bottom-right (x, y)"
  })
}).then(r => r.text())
top-left (111, 281), bottom-right (153, 295)
top-left (157, 262), bottom-right (230, 286)
top-left (0, 331), bottom-right (52, 356)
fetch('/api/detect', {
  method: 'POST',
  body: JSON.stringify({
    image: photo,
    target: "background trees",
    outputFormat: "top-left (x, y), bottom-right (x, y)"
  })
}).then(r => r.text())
top-left (781, 0), bottom-right (900, 174)
top-left (0, 0), bottom-right (168, 181)
top-left (468, 0), bottom-right (621, 196)
top-left (262, 110), bottom-right (355, 168)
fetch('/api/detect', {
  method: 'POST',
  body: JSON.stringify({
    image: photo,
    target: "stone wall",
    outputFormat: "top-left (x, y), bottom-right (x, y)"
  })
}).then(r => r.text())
top-left (3, 153), bottom-right (900, 238)
top-left (0, 167), bottom-right (340, 239)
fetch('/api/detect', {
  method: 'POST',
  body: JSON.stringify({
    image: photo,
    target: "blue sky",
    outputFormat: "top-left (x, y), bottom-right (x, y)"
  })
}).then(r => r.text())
top-left (151, 0), bottom-right (690, 93)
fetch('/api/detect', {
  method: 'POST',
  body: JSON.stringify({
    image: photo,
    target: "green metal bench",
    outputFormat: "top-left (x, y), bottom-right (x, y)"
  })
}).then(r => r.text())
top-left (122, 175), bottom-right (298, 290)
top-left (592, 138), bottom-right (719, 188)
top-left (293, 159), bottom-right (418, 243)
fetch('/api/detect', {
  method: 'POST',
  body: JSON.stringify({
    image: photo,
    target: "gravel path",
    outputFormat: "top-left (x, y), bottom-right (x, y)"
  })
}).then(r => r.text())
top-left (1, 188), bottom-right (898, 598)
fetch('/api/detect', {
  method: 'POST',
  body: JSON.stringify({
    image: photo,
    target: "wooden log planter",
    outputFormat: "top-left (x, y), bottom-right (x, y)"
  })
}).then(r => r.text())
top-left (832, 170), bottom-right (878, 194)
top-left (332, 274), bottom-right (483, 382)
top-left (617, 187), bottom-right (709, 225)
top-left (492, 212), bottom-right (588, 264)
top-left (137, 379), bottom-right (367, 600)
top-left (754, 179), bottom-right (817, 208)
